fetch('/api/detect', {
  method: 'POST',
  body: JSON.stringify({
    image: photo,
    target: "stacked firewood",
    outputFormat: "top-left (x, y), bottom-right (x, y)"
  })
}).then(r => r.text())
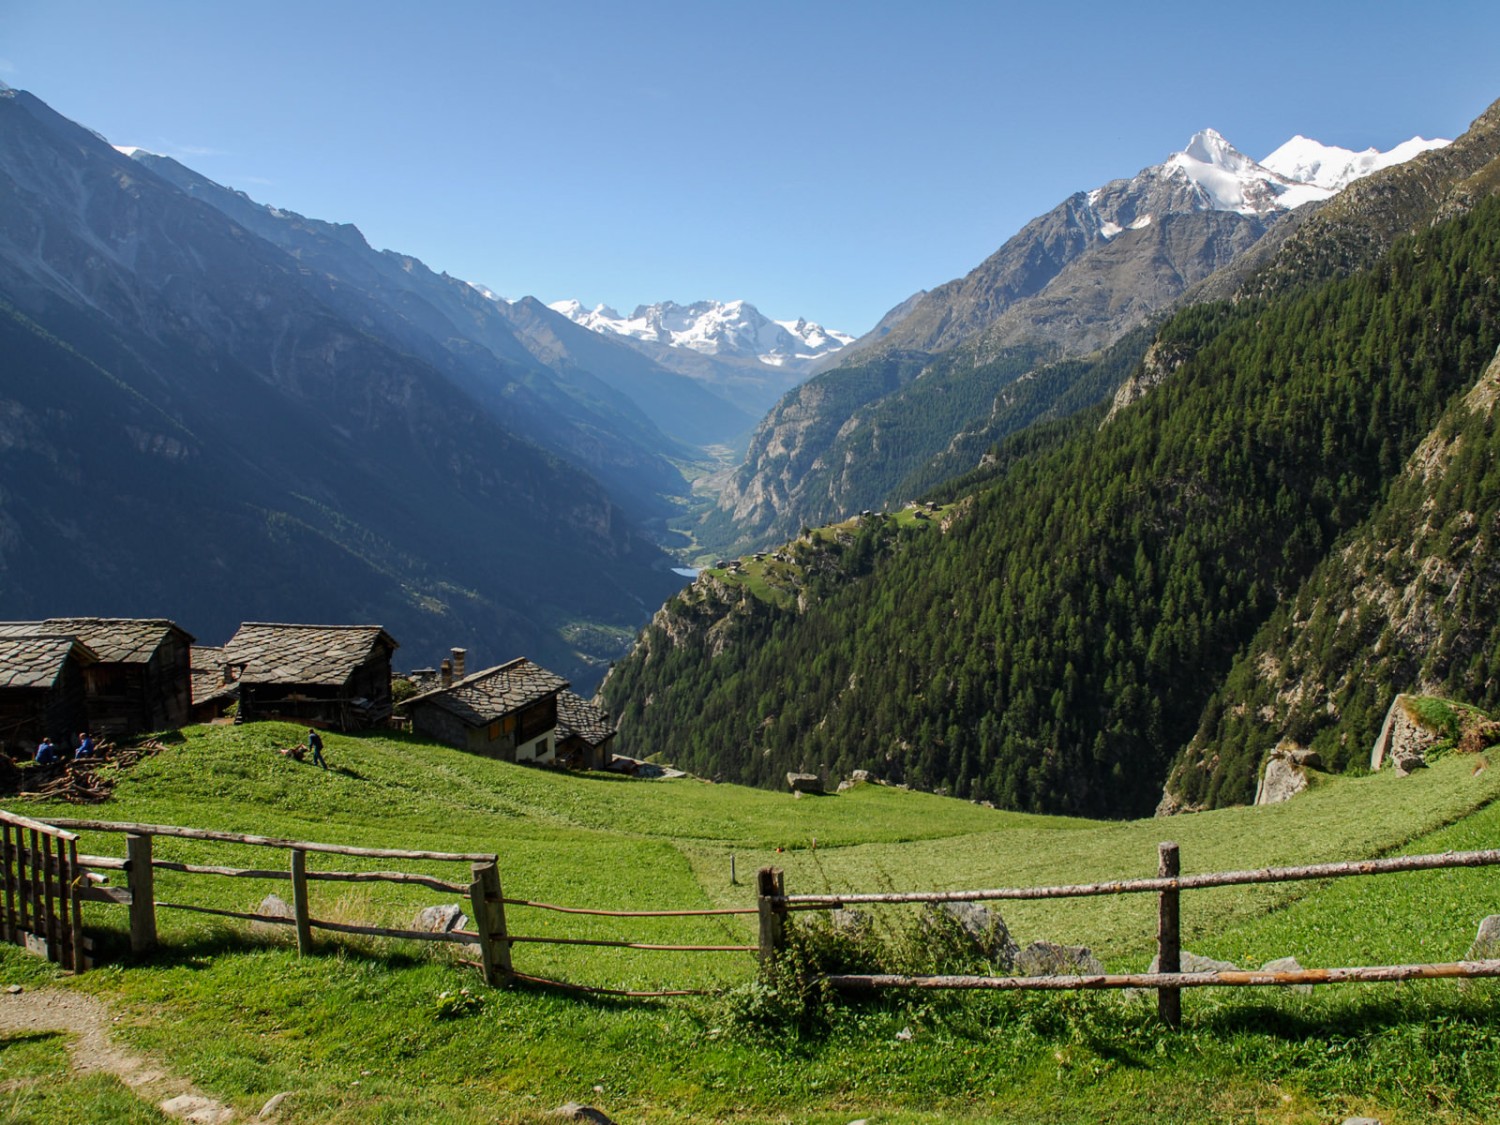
top-left (20, 738), bottom-right (168, 804)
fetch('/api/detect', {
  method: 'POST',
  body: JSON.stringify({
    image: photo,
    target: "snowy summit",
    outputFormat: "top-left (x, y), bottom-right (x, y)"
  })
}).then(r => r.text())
top-left (1082, 127), bottom-right (1451, 241)
top-left (548, 298), bottom-right (854, 368)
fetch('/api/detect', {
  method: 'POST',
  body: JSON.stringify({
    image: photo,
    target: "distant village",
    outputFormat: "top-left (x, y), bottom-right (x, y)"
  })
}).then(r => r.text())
top-left (0, 618), bottom-right (618, 772)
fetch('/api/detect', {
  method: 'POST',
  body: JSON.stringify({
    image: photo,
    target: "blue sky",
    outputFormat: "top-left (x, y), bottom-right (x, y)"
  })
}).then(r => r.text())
top-left (3, 1), bottom-right (1497, 334)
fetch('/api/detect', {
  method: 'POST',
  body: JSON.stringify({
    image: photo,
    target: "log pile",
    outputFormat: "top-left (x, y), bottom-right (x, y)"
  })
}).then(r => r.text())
top-left (19, 739), bottom-right (168, 804)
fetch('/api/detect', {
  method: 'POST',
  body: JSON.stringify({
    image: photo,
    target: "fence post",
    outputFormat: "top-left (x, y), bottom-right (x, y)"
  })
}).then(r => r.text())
top-left (290, 848), bottom-right (313, 955)
top-left (1157, 840), bottom-right (1181, 1030)
top-left (63, 838), bottom-right (87, 972)
top-left (125, 833), bottom-right (157, 955)
top-left (469, 861), bottom-right (512, 987)
top-left (757, 866), bottom-right (785, 966)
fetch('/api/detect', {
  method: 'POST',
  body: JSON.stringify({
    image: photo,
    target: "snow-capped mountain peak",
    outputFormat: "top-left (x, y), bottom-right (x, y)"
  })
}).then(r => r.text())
top-left (1261, 134), bottom-right (1450, 192)
top-left (1086, 128), bottom-right (1451, 238)
top-left (547, 298), bottom-right (853, 368)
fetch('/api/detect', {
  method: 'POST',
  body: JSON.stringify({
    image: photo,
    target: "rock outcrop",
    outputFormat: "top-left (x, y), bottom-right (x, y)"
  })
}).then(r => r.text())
top-left (1370, 694), bottom-right (1440, 771)
top-left (1254, 745), bottom-right (1323, 805)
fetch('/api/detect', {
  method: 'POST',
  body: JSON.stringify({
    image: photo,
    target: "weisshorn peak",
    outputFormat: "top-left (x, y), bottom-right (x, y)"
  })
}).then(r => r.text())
top-left (1089, 128), bottom-right (1451, 232)
top-left (549, 298), bottom-right (853, 369)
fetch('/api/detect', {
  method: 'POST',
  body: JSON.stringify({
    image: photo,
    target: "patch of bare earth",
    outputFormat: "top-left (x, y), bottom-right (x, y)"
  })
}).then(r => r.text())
top-left (0, 986), bottom-right (251, 1123)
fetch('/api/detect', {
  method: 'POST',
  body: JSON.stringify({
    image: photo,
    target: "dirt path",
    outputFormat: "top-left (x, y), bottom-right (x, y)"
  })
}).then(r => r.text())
top-left (0, 986), bottom-right (247, 1123)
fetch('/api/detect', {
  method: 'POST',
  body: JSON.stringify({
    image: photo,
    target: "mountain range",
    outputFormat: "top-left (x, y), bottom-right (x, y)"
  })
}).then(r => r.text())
top-left (9, 73), bottom-right (1496, 826)
top-left (0, 86), bottom-right (704, 685)
top-left (700, 128), bottom-right (1449, 553)
top-left (549, 298), bottom-right (853, 420)
top-left (602, 97), bottom-right (1500, 819)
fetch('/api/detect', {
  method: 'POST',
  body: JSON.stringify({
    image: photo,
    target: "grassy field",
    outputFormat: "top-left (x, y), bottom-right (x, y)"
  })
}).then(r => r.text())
top-left (2, 722), bottom-right (1499, 1123)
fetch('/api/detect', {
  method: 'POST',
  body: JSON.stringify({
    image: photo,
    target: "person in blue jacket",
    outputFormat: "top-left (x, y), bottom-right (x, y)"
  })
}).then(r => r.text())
top-left (306, 728), bottom-right (327, 770)
top-left (34, 737), bottom-right (60, 766)
top-left (74, 731), bottom-right (96, 760)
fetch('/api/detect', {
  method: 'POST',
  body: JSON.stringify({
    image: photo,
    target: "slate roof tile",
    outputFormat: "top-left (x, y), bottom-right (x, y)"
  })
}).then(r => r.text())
top-left (222, 623), bottom-right (399, 687)
top-left (405, 657), bottom-right (567, 726)
top-left (0, 635), bottom-right (97, 689)
top-left (557, 690), bottom-right (616, 747)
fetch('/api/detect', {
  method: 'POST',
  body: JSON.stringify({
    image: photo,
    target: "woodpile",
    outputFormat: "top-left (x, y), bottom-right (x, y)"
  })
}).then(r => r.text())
top-left (18, 739), bottom-right (168, 804)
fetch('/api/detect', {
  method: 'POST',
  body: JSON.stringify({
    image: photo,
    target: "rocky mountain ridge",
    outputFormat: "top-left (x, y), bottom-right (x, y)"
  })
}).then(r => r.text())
top-left (703, 128), bottom-right (1446, 552)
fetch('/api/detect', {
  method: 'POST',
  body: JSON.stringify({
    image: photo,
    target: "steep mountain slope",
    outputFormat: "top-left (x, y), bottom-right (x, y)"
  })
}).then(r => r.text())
top-left (128, 152), bottom-right (720, 499)
top-left (707, 131), bottom-right (1448, 552)
top-left (0, 87), bottom-right (683, 684)
top-left (604, 100), bottom-right (1500, 816)
top-left (1167, 345), bottom-right (1500, 810)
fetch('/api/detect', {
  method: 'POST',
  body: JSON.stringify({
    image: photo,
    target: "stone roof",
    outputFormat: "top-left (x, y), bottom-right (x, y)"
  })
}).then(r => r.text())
top-left (0, 635), bottom-right (98, 689)
top-left (190, 645), bottom-right (239, 706)
top-left (404, 657), bottom-right (568, 726)
top-left (41, 617), bottom-right (193, 663)
top-left (222, 623), bottom-right (399, 687)
top-left (0, 618), bottom-right (191, 664)
top-left (557, 690), bottom-right (616, 748)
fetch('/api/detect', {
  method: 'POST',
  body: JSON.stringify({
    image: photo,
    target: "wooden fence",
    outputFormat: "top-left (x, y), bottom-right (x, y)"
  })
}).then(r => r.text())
top-left (36, 817), bottom-right (759, 994)
top-left (1, 809), bottom-right (91, 971)
top-left (758, 841), bottom-right (1500, 1027)
top-left (15, 814), bottom-right (1500, 1018)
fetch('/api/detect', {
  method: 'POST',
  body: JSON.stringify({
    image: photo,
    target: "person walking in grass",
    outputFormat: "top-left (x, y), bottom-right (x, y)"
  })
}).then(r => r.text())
top-left (306, 728), bottom-right (327, 770)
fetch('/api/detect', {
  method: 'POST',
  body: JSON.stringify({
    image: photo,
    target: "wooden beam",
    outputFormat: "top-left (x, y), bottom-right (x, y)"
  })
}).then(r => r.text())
top-left (125, 833), bottom-right (156, 955)
top-left (1157, 841), bottom-right (1181, 1030)
top-left (757, 866), bottom-right (785, 966)
top-left (778, 848), bottom-right (1500, 908)
top-left (44, 819), bottom-right (495, 863)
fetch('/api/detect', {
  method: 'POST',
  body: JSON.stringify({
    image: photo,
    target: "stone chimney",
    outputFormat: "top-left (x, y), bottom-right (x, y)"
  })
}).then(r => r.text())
top-left (440, 659), bottom-right (453, 688)
top-left (451, 648), bottom-right (466, 681)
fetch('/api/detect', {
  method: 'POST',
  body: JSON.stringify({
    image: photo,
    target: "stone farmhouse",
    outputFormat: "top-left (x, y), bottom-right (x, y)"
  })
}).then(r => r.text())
top-left (402, 656), bottom-right (587, 764)
top-left (0, 628), bottom-right (96, 751)
top-left (0, 617), bottom-right (193, 747)
top-left (218, 623), bottom-right (399, 731)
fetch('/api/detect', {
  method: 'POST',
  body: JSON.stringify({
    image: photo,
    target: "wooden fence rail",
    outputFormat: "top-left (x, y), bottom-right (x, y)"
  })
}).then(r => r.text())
top-left (28, 816), bottom-right (758, 993)
top-left (36, 817), bottom-right (513, 983)
top-left (760, 842), bottom-right (1500, 1028)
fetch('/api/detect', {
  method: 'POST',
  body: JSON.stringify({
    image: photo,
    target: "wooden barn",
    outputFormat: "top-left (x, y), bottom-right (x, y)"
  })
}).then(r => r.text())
top-left (555, 690), bottom-right (617, 771)
top-left (42, 617), bottom-right (194, 737)
top-left (222, 623), bottom-right (398, 731)
top-left (401, 657), bottom-right (567, 763)
top-left (0, 628), bottom-right (98, 752)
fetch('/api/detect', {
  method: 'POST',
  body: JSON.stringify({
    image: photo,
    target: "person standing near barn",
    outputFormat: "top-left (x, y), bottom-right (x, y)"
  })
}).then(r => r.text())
top-left (306, 728), bottom-right (327, 770)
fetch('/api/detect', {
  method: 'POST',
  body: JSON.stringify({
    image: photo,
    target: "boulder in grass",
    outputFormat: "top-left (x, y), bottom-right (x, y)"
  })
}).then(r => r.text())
top-left (550, 1105), bottom-right (615, 1124)
top-left (1466, 915), bottom-right (1500, 960)
top-left (251, 893), bottom-right (295, 936)
top-left (928, 901), bottom-right (1019, 966)
top-left (786, 772), bottom-right (823, 794)
top-left (1261, 955), bottom-right (1313, 995)
top-left (1394, 748), bottom-right (1428, 777)
top-left (1014, 941), bottom-right (1104, 977)
top-left (414, 904), bottom-right (468, 933)
top-left (1148, 950), bottom-right (1239, 974)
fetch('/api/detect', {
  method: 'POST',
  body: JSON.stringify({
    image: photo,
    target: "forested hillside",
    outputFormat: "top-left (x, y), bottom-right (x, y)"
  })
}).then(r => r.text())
top-left (604, 187), bottom-right (1500, 818)
top-left (1167, 345), bottom-right (1500, 809)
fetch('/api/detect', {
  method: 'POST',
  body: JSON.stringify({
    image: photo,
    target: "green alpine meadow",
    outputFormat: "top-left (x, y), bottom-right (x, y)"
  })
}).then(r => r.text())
top-left (3, 721), bottom-right (1500, 1123)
